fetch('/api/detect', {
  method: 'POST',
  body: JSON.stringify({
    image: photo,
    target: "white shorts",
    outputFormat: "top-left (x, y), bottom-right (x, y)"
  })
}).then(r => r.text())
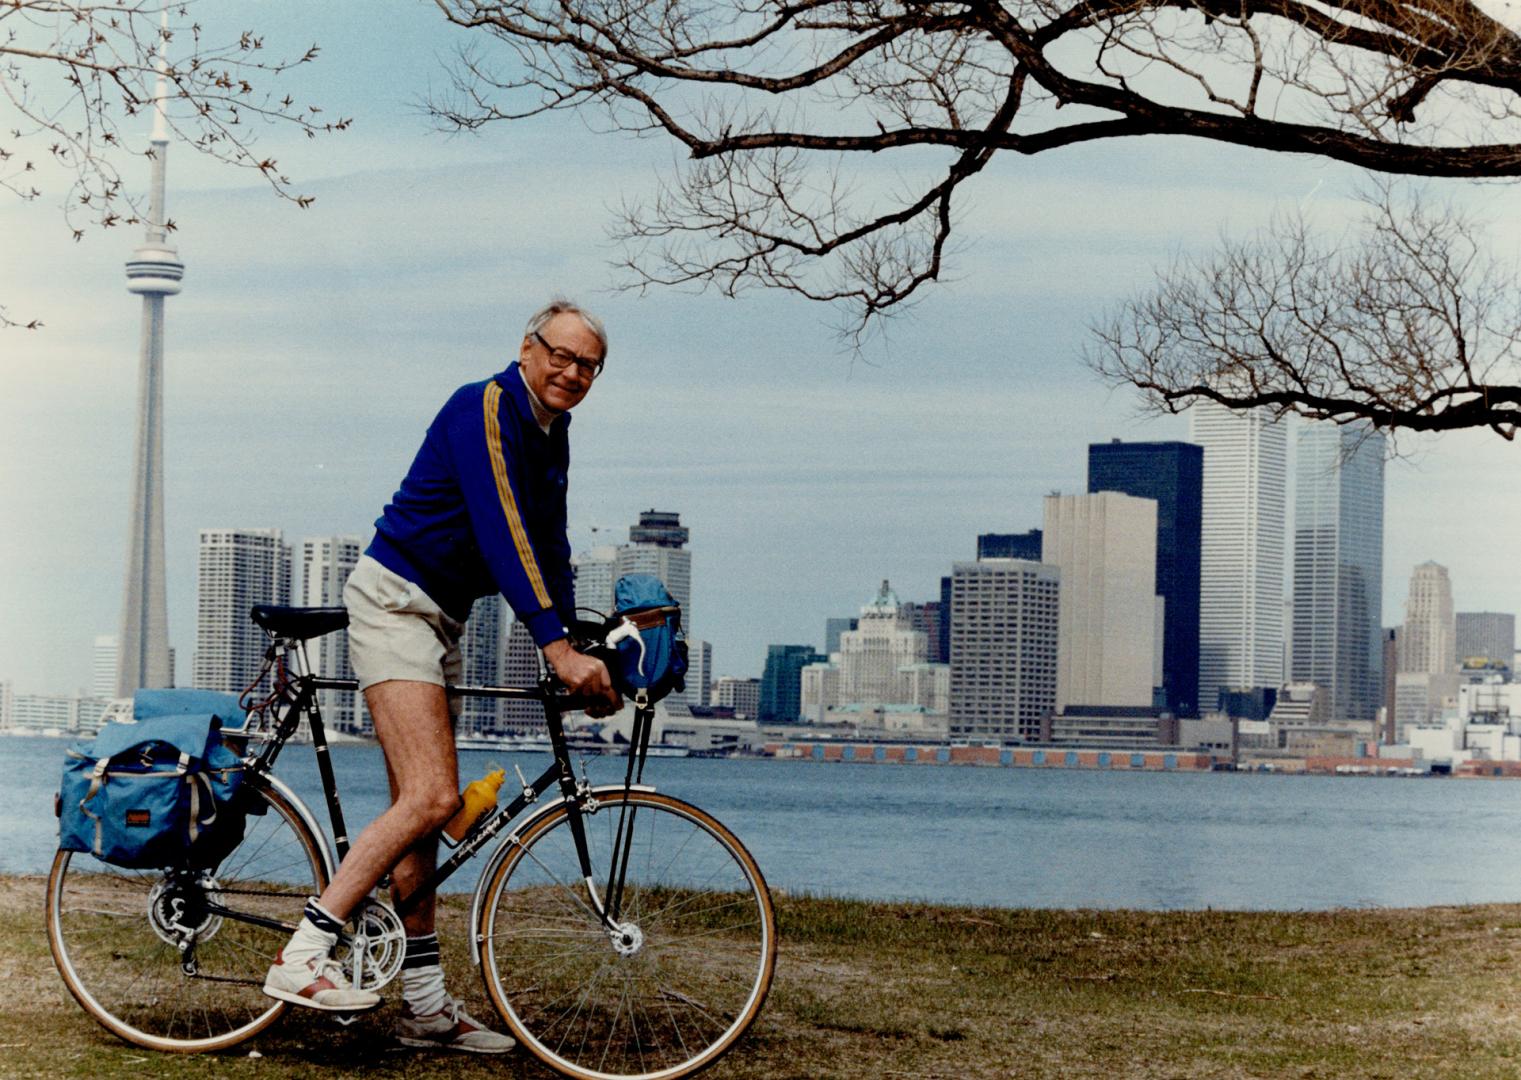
top-left (344, 555), bottom-right (464, 708)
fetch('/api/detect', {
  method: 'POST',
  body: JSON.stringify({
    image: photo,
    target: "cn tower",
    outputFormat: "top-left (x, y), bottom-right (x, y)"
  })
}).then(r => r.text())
top-left (115, 34), bottom-right (183, 695)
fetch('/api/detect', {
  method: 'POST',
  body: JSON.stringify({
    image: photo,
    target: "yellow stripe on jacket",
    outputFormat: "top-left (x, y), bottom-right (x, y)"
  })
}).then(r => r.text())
top-left (483, 382), bottom-right (552, 609)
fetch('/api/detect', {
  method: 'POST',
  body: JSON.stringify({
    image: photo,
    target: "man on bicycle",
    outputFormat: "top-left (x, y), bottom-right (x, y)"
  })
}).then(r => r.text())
top-left (263, 298), bottom-right (623, 1053)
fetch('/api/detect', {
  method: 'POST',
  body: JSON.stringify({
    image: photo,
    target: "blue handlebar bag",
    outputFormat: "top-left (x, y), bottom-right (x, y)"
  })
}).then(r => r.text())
top-left (610, 574), bottom-right (688, 706)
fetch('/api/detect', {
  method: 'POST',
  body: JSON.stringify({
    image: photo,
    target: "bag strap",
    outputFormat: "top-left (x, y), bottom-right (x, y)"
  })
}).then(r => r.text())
top-left (619, 606), bottom-right (679, 631)
top-left (187, 773), bottom-right (217, 840)
top-left (81, 758), bottom-right (110, 858)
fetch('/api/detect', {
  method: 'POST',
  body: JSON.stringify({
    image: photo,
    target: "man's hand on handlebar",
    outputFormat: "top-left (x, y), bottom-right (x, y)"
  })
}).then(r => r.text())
top-left (542, 638), bottom-right (622, 718)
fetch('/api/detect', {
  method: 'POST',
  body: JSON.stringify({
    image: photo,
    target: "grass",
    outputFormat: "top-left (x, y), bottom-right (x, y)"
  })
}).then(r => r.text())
top-left (5, 873), bottom-right (1521, 1078)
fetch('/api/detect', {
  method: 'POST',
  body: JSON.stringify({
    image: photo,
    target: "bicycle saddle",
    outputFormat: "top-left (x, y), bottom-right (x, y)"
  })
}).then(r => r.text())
top-left (250, 605), bottom-right (350, 640)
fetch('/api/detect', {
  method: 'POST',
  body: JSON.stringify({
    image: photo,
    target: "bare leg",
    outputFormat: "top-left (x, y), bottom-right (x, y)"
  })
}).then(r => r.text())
top-left (383, 741), bottom-right (442, 936)
top-left (314, 679), bottom-right (459, 921)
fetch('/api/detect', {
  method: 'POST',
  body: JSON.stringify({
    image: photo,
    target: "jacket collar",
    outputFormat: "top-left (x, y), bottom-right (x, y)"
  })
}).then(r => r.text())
top-left (495, 361), bottom-right (572, 436)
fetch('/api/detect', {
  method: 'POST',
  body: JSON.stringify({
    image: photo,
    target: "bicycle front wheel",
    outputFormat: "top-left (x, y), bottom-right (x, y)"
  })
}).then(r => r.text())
top-left (46, 779), bottom-right (328, 1052)
top-left (478, 790), bottom-right (777, 1080)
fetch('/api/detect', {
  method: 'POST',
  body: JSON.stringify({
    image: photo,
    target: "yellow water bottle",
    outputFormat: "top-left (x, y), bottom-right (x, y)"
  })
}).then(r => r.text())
top-left (443, 767), bottom-right (505, 844)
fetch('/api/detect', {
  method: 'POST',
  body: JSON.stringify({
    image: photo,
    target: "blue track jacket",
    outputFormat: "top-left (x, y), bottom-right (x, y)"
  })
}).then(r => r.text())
top-left (366, 362), bottom-right (575, 647)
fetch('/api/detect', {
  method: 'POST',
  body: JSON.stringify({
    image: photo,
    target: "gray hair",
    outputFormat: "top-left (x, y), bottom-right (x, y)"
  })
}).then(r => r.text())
top-left (524, 298), bottom-right (608, 360)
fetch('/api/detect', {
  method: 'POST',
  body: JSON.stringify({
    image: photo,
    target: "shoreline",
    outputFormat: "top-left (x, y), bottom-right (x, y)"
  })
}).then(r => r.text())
top-left (5, 727), bottom-right (1503, 780)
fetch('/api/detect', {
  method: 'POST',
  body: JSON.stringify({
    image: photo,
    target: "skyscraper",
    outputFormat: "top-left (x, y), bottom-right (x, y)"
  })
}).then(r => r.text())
top-left (1381, 628), bottom-right (1399, 742)
top-left (458, 594), bottom-right (505, 737)
top-left (115, 46), bottom-right (184, 696)
top-left (1042, 492), bottom-right (1158, 710)
top-left (977, 530), bottom-right (1043, 561)
top-left (1456, 612), bottom-right (1516, 667)
top-left (615, 510), bottom-right (692, 631)
top-left (1189, 401), bottom-right (1287, 711)
top-left (1088, 439), bottom-right (1203, 717)
top-left (939, 575), bottom-right (952, 665)
top-left (684, 638), bottom-right (713, 710)
top-left (824, 617), bottom-right (858, 655)
top-left (193, 529), bottom-right (291, 693)
top-left (299, 535), bottom-right (364, 733)
top-left (901, 601), bottom-right (944, 664)
top-left (839, 581), bottom-right (927, 704)
top-left (570, 544), bottom-right (618, 618)
top-left (758, 645), bottom-right (825, 723)
top-left (92, 636), bottom-right (119, 699)
top-left (711, 676), bottom-right (761, 718)
top-left (947, 559), bottom-right (1060, 741)
top-left (501, 621), bottom-right (545, 736)
top-left (1399, 562), bottom-right (1455, 676)
top-left (1291, 423), bottom-right (1386, 721)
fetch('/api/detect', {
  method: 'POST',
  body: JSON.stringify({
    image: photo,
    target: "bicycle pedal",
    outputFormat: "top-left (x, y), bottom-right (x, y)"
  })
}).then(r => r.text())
top-left (331, 1010), bottom-right (366, 1027)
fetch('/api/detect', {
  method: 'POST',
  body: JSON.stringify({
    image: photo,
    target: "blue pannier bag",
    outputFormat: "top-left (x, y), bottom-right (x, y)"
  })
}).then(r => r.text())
top-left (608, 574), bottom-right (688, 706)
top-left (58, 690), bottom-right (247, 869)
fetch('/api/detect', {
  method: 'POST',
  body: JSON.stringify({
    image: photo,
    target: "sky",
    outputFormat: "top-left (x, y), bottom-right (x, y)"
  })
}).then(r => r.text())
top-left (4, 2), bottom-right (1521, 694)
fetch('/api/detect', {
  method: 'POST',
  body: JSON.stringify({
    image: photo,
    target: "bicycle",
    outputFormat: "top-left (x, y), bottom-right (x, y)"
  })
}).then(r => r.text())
top-left (46, 604), bottom-right (777, 1080)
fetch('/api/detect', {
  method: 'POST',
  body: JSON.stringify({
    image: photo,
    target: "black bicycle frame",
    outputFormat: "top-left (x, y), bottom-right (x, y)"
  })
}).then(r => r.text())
top-left (248, 653), bottom-right (641, 932)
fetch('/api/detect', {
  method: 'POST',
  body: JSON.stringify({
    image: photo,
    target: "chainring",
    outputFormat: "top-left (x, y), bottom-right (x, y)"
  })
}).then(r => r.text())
top-left (334, 896), bottom-right (406, 992)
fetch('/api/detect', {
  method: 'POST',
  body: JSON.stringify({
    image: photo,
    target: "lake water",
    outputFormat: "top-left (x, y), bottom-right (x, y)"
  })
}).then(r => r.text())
top-left (9, 735), bottom-right (1521, 910)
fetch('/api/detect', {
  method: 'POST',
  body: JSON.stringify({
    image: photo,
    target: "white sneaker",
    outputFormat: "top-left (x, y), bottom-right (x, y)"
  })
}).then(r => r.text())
top-left (396, 996), bottom-right (515, 1054)
top-left (262, 950), bottom-right (382, 1012)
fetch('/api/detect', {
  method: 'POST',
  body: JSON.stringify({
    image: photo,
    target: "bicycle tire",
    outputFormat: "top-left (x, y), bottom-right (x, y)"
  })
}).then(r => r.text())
top-left (46, 778), bottom-right (329, 1053)
top-left (477, 790), bottom-right (777, 1080)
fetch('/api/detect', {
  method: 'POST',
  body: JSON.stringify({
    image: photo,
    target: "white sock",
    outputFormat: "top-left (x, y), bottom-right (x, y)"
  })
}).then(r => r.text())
top-left (283, 917), bottom-right (338, 968)
top-left (402, 963), bottom-right (449, 1017)
top-left (281, 899), bottom-right (342, 968)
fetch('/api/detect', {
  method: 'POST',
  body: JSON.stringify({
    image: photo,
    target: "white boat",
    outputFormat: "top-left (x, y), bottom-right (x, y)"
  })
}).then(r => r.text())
top-left (455, 734), bottom-right (524, 752)
top-left (600, 742), bottom-right (691, 758)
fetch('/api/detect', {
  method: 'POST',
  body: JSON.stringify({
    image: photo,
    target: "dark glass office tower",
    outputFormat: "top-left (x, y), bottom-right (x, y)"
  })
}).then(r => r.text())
top-left (759, 644), bottom-right (826, 723)
top-left (1088, 440), bottom-right (1204, 718)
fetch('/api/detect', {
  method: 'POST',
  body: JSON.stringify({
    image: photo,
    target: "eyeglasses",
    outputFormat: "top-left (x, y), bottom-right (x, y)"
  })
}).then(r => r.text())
top-left (533, 331), bottom-right (604, 379)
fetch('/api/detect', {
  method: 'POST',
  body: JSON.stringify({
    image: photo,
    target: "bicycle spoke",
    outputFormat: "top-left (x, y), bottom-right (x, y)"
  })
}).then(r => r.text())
top-left (481, 792), bottom-right (774, 1079)
top-left (47, 783), bottom-right (325, 1052)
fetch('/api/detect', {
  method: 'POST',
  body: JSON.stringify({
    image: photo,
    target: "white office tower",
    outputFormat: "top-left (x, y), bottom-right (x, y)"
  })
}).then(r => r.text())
top-left (800, 660), bottom-right (840, 724)
top-left (947, 559), bottom-right (1060, 741)
top-left (501, 621), bottom-right (545, 736)
top-left (1189, 401), bottom-right (1287, 711)
top-left (711, 676), bottom-right (761, 718)
top-left (92, 636), bottom-right (120, 699)
top-left (115, 38), bottom-right (184, 696)
top-left (1392, 562), bottom-right (1457, 735)
top-left (1042, 493), bottom-right (1159, 710)
top-left (1399, 562), bottom-right (1455, 675)
top-left (459, 594), bottom-right (505, 737)
top-left (571, 544), bottom-right (619, 618)
top-left (838, 581), bottom-right (927, 704)
top-left (615, 510), bottom-right (693, 632)
top-left (1456, 612), bottom-right (1516, 667)
top-left (299, 536), bottom-right (365, 734)
top-left (193, 529), bottom-right (291, 693)
top-left (1291, 423), bottom-right (1386, 722)
top-left (681, 637), bottom-right (713, 708)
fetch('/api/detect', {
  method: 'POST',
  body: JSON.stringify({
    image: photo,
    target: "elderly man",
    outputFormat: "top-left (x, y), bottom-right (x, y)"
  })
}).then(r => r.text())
top-left (263, 299), bottom-right (622, 1053)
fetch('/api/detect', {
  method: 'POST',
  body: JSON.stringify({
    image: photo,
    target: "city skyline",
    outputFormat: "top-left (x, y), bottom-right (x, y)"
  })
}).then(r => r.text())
top-left (9, 420), bottom-right (1521, 700)
top-left (6, 4), bottom-right (1521, 696)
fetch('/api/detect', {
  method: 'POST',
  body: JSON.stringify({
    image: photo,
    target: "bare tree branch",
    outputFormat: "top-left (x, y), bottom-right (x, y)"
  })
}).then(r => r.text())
top-left (1087, 185), bottom-right (1521, 440)
top-left (1, 2), bottom-right (346, 254)
top-left (429, 0), bottom-right (1521, 334)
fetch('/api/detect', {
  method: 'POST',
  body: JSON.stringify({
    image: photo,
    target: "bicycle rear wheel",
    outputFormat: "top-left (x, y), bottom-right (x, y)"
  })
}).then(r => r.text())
top-left (46, 779), bottom-right (328, 1052)
top-left (478, 790), bottom-right (776, 1080)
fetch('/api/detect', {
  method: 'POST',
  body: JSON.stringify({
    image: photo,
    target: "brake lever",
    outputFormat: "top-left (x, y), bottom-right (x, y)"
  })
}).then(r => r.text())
top-left (603, 617), bottom-right (646, 677)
